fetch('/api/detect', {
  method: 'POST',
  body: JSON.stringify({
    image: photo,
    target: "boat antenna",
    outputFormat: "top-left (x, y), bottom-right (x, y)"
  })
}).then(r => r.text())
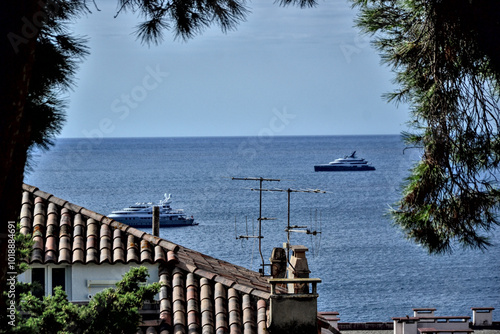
top-left (162, 193), bottom-right (171, 205)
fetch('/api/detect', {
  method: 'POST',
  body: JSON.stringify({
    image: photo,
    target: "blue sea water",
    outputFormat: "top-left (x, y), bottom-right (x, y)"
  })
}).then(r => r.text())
top-left (25, 135), bottom-right (500, 322)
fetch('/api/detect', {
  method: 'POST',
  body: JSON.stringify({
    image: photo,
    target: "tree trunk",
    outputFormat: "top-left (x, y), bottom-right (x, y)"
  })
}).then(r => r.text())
top-left (0, 0), bottom-right (40, 319)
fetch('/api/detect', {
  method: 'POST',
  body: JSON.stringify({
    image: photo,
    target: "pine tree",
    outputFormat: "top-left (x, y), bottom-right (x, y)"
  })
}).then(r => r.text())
top-left (0, 0), bottom-right (89, 318)
top-left (353, 0), bottom-right (500, 253)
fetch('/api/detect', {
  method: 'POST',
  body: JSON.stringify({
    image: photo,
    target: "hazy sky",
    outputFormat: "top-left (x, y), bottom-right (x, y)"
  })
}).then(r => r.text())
top-left (61, 0), bottom-right (409, 138)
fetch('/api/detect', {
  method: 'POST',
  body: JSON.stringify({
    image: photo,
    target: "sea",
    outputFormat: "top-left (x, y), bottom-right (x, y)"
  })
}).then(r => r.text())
top-left (24, 135), bottom-right (500, 322)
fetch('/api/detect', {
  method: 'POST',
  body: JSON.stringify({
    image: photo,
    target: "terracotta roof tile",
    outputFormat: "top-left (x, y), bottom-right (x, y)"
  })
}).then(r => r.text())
top-left (166, 250), bottom-right (178, 264)
top-left (20, 193), bottom-right (33, 236)
top-left (200, 277), bottom-right (215, 332)
top-left (215, 283), bottom-right (229, 333)
top-left (21, 190), bottom-right (32, 204)
top-left (45, 194), bottom-right (68, 208)
top-left (251, 290), bottom-right (271, 301)
top-left (86, 234), bottom-right (98, 264)
top-left (60, 209), bottom-right (72, 231)
top-left (72, 227), bottom-right (84, 246)
top-left (113, 230), bottom-right (125, 263)
top-left (20, 217), bottom-right (31, 236)
top-left (58, 237), bottom-right (72, 263)
top-left (100, 248), bottom-right (111, 264)
top-left (228, 288), bottom-right (242, 333)
top-left (214, 275), bottom-right (236, 288)
top-left (30, 249), bottom-right (43, 264)
top-left (46, 234), bottom-right (57, 251)
top-left (230, 284), bottom-right (254, 296)
top-left (159, 268), bottom-right (172, 326)
top-left (172, 267), bottom-right (186, 332)
top-left (186, 273), bottom-right (200, 331)
top-left (34, 196), bottom-right (46, 218)
top-left (257, 299), bottom-right (267, 334)
top-left (74, 213), bottom-right (85, 231)
top-left (112, 229), bottom-right (122, 247)
top-left (32, 234), bottom-right (44, 251)
top-left (192, 268), bottom-right (217, 281)
top-left (72, 242), bottom-right (85, 263)
top-left (73, 228), bottom-right (85, 242)
top-left (153, 246), bottom-right (165, 263)
top-left (99, 224), bottom-right (112, 264)
top-left (59, 235), bottom-right (70, 251)
top-left (140, 240), bottom-right (153, 263)
top-left (242, 294), bottom-right (257, 334)
top-left (127, 235), bottom-right (140, 263)
top-left (87, 219), bottom-right (99, 237)
top-left (47, 203), bottom-right (58, 223)
top-left (73, 233), bottom-right (85, 251)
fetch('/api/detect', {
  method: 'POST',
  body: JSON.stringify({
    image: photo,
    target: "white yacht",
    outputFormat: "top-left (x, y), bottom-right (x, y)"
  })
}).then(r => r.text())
top-left (314, 151), bottom-right (376, 172)
top-left (108, 194), bottom-right (197, 227)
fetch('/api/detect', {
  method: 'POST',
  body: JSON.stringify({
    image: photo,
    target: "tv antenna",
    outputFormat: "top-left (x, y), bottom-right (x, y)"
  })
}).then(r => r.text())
top-left (232, 177), bottom-right (281, 275)
top-left (249, 187), bottom-right (325, 266)
top-left (308, 209), bottom-right (323, 257)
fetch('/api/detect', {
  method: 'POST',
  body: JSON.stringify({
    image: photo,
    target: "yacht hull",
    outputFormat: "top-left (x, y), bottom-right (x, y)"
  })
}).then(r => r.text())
top-left (314, 165), bottom-right (376, 172)
top-left (108, 193), bottom-right (196, 228)
top-left (109, 215), bottom-right (197, 227)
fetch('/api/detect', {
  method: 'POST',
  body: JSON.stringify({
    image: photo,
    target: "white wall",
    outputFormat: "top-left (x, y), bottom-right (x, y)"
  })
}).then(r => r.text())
top-left (71, 263), bottom-right (159, 302)
top-left (18, 263), bottom-right (159, 303)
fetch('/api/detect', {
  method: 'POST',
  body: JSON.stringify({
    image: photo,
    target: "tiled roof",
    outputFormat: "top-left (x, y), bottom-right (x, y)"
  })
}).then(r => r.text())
top-left (19, 184), bottom-right (274, 333)
top-left (20, 184), bottom-right (271, 299)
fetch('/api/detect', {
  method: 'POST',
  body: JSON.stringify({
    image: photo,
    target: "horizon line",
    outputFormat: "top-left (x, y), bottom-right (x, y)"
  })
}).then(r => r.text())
top-left (56, 133), bottom-right (403, 140)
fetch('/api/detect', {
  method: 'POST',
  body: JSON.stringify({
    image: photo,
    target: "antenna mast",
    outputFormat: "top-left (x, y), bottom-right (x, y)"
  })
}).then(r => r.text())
top-left (232, 177), bottom-right (280, 275)
top-left (249, 187), bottom-right (325, 266)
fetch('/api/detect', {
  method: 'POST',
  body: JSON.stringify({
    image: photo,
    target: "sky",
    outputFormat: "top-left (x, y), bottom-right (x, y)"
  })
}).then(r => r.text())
top-left (61, 0), bottom-right (410, 138)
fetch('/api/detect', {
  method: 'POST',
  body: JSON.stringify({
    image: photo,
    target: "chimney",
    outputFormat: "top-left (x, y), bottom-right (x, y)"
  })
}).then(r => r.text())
top-left (267, 277), bottom-right (321, 334)
top-left (270, 247), bottom-right (287, 278)
top-left (472, 307), bottom-right (495, 327)
top-left (152, 206), bottom-right (160, 236)
top-left (287, 245), bottom-right (311, 294)
top-left (267, 245), bottom-right (321, 334)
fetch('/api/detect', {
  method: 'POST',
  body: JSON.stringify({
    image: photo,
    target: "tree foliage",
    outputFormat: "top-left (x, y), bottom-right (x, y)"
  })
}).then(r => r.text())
top-left (353, 0), bottom-right (500, 253)
top-left (115, 0), bottom-right (321, 45)
top-left (0, 0), bottom-right (89, 317)
top-left (25, 2), bottom-right (89, 155)
top-left (14, 266), bottom-right (160, 334)
top-left (115, 0), bottom-right (249, 44)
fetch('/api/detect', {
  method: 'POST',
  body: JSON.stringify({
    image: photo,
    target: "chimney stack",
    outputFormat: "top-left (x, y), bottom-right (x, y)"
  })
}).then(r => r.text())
top-left (152, 206), bottom-right (160, 236)
top-left (270, 247), bottom-right (287, 278)
top-left (267, 245), bottom-right (321, 334)
top-left (287, 245), bottom-right (311, 294)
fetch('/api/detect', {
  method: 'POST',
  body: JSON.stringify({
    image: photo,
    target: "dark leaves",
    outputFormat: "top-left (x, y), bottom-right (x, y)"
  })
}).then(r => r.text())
top-left (135, 16), bottom-right (170, 45)
top-left (26, 19), bottom-right (89, 155)
top-left (118, 0), bottom-right (250, 45)
top-left (274, 0), bottom-right (318, 9)
top-left (355, 0), bottom-right (500, 253)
